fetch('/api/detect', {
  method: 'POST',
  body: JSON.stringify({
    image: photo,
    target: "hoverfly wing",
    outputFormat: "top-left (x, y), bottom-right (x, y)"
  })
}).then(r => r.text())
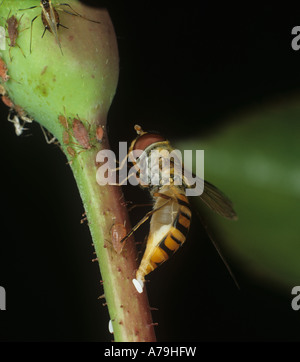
top-left (200, 180), bottom-right (237, 220)
top-left (183, 168), bottom-right (237, 220)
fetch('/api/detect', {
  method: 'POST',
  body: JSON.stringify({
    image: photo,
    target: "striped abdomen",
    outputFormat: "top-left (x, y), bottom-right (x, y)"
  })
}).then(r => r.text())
top-left (136, 186), bottom-right (192, 282)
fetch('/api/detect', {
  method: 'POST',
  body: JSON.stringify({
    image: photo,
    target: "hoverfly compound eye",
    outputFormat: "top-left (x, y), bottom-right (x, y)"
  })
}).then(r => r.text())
top-left (133, 133), bottom-right (166, 152)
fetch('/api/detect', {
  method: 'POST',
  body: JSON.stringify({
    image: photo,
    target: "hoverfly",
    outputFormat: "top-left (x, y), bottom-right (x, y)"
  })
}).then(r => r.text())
top-left (19, 0), bottom-right (101, 55)
top-left (119, 125), bottom-right (237, 293)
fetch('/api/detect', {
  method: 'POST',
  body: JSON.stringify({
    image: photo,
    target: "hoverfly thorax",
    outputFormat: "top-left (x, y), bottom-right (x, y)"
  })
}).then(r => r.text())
top-left (128, 125), bottom-right (184, 194)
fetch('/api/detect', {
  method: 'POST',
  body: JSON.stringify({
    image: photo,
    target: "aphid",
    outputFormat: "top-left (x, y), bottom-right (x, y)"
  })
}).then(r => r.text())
top-left (2, 96), bottom-right (33, 136)
top-left (59, 112), bottom-right (93, 153)
top-left (40, 65), bottom-right (48, 75)
top-left (0, 84), bottom-right (6, 95)
top-left (1, 94), bottom-right (13, 108)
top-left (96, 125), bottom-right (104, 143)
top-left (19, 0), bottom-right (101, 55)
top-left (120, 125), bottom-right (237, 293)
top-left (67, 146), bottom-right (76, 158)
top-left (0, 57), bottom-right (9, 82)
top-left (111, 222), bottom-right (127, 254)
top-left (58, 113), bottom-right (68, 129)
top-left (7, 110), bottom-right (29, 136)
top-left (72, 117), bottom-right (91, 150)
top-left (14, 104), bottom-right (33, 124)
top-left (62, 130), bottom-right (69, 144)
top-left (6, 13), bottom-right (27, 60)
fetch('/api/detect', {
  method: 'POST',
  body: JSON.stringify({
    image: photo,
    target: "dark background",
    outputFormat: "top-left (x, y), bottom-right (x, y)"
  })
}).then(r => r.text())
top-left (0, 1), bottom-right (300, 341)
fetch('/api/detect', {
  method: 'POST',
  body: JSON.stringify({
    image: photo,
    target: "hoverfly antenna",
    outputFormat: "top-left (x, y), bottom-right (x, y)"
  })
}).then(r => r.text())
top-left (134, 124), bottom-right (144, 135)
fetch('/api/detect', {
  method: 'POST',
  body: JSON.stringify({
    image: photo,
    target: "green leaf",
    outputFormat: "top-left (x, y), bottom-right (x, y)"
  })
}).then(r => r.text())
top-left (176, 96), bottom-right (300, 289)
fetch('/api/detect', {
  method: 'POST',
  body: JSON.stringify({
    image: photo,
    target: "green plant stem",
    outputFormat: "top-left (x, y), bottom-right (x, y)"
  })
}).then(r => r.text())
top-left (66, 135), bottom-right (156, 341)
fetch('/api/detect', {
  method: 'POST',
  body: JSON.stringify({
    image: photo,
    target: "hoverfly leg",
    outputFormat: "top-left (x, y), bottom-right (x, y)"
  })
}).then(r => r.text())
top-left (120, 200), bottom-right (171, 244)
top-left (152, 192), bottom-right (174, 201)
top-left (106, 153), bottom-right (134, 186)
top-left (111, 152), bottom-right (131, 173)
top-left (109, 170), bottom-right (137, 186)
top-left (127, 203), bottom-right (153, 212)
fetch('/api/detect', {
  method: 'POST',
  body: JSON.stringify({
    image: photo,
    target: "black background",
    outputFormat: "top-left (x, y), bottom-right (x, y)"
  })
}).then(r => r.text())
top-left (0, 0), bottom-right (300, 342)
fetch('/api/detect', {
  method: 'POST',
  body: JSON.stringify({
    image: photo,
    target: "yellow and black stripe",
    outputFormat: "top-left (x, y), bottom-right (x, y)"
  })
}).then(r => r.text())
top-left (150, 193), bottom-right (192, 268)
